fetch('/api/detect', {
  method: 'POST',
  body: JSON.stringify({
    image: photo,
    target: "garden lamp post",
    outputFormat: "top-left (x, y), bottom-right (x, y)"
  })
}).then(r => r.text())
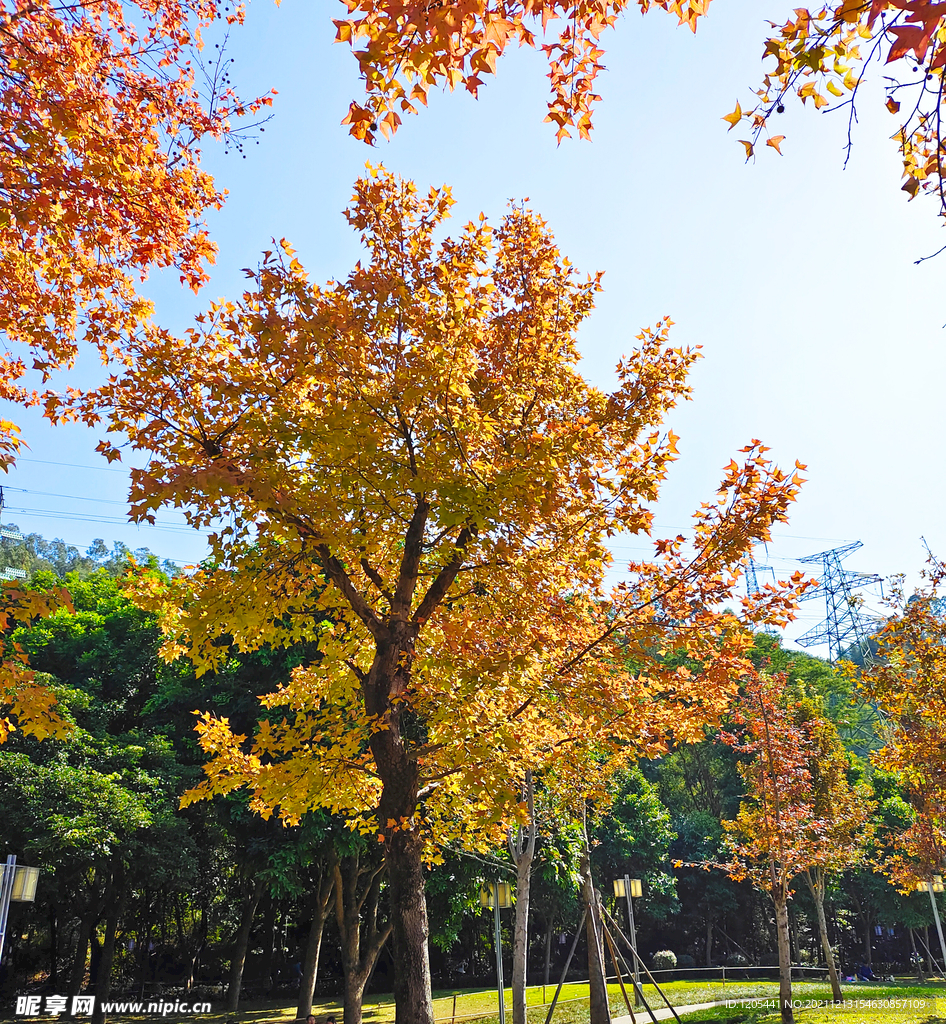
top-left (613, 876), bottom-right (642, 1006)
top-left (916, 875), bottom-right (946, 975)
top-left (0, 855), bottom-right (39, 966)
top-left (480, 881), bottom-right (512, 1024)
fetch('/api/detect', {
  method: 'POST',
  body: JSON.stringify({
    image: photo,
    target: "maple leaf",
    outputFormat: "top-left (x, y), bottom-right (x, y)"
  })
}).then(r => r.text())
top-left (0, 583), bottom-right (74, 743)
top-left (887, 23), bottom-right (933, 62)
top-left (722, 100), bottom-right (743, 129)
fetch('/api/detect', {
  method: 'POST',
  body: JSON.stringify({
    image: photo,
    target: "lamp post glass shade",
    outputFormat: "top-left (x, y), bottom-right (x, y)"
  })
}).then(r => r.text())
top-left (10, 866), bottom-right (38, 902)
top-left (934, 876), bottom-right (945, 893)
top-left (479, 882), bottom-right (513, 909)
top-left (613, 878), bottom-right (626, 898)
top-left (629, 878), bottom-right (643, 898)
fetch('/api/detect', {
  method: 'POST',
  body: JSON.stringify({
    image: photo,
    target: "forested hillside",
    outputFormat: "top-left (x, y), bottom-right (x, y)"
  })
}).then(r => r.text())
top-left (1, 532), bottom-right (941, 1017)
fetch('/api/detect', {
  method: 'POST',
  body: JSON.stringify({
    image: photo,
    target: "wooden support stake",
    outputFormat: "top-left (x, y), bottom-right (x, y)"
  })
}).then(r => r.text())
top-left (601, 914), bottom-right (635, 1024)
top-left (543, 908), bottom-right (588, 1024)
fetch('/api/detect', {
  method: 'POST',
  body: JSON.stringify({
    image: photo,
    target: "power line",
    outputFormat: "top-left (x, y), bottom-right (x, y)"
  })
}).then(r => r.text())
top-left (4, 505), bottom-right (209, 535)
top-left (4, 487), bottom-right (134, 507)
top-left (16, 456), bottom-right (130, 474)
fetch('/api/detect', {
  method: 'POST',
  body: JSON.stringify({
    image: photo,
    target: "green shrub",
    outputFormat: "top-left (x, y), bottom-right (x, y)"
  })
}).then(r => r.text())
top-left (652, 950), bottom-right (677, 973)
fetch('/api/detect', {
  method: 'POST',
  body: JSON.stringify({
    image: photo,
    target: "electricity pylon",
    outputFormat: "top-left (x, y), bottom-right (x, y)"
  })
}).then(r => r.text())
top-left (0, 486), bottom-right (26, 581)
top-left (744, 557), bottom-right (778, 634)
top-left (795, 541), bottom-right (882, 663)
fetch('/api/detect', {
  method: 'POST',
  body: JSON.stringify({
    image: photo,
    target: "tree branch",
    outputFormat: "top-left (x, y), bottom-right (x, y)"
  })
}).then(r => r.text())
top-left (413, 526), bottom-right (473, 624)
top-left (392, 495), bottom-right (431, 617)
top-left (317, 544), bottom-right (387, 641)
top-left (361, 557), bottom-right (395, 606)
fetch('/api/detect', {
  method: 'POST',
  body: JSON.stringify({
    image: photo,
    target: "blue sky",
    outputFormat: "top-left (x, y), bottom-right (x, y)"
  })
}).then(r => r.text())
top-left (6, 0), bottom-right (946, 654)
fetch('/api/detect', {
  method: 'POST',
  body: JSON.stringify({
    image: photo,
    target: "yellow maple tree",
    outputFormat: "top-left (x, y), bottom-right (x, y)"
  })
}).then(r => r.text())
top-left (80, 167), bottom-right (805, 1024)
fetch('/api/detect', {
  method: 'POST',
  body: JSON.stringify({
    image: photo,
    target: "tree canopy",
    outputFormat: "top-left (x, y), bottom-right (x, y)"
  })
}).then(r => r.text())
top-left (336, 0), bottom-right (946, 222)
top-left (0, 0), bottom-right (273, 466)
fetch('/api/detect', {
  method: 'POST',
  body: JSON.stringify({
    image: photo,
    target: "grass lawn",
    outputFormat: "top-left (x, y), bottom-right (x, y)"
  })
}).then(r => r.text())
top-left (132, 979), bottom-right (946, 1024)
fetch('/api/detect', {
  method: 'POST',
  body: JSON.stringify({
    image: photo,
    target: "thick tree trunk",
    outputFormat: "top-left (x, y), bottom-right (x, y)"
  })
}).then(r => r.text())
top-left (296, 867), bottom-right (337, 1021)
top-left (385, 827), bottom-right (431, 1024)
top-left (258, 896), bottom-right (279, 996)
top-left (226, 877), bottom-right (266, 1012)
top-left (363, 621), bottom-right (434, 1024)
top-left (335, 853), bottom-right (394, 1024)
top-left (510, 773), bottom-right (537, 1024)
top-left (773, 894), bottom-right (794, 1024)
top-left (92, 862), bottom-right (124, 1024)
top-left (49, 906), bottom-right (58, 988)
top-left (322, 500), bottom-right (471, 1024)
top-left (343, 971), bottom-right (370, 1024)
top-left (580, 814), bottom-right (610, 1024)
top-left (806, 872), bottom-right (841, 1003)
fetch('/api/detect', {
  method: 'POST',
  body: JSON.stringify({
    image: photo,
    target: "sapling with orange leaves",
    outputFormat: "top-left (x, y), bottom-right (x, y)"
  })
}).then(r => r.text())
top-left (718, 672), bottom-right (871, 1024)
top-left (861, 557), bottom-right (946, 894)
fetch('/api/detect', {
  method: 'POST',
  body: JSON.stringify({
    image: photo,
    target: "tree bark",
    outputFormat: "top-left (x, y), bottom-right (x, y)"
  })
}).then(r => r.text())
top-left (257, 896), bottom-right (278, 996)
top-left (318, 501), bottom-right (471, 1024)
top-left (68, 867), bottom-right (106, 1004)
top-left (335, 852), bottom-right (394, 1024)
top-left (68, 914), bottom-right (94, 999)
top-left (226, 877), bottom-right (266, 1012)
top-left (49, 905), bottom-right (58, 988)
top-left (92, 861), bottom-right (124, 1024)
top-left (543, 920), bottom-right (553, 988)
top-left (805, 870), bottom-right (841, 1003)
top-left (773, 893), bottom-right (794, 1024)
top-left (580, 811), bottom-right (610, 1024)
top-left (296, 864), bottom-right (337, 1020)
top-left (509, 773), bottom-right (537, 1024)
top-left (705, 914), bottom-right (714, 968)
top-left (363, 619), bottom-right (434, 1024)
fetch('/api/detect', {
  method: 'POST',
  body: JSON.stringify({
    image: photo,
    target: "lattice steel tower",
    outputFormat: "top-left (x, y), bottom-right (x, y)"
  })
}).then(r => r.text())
top-left (795, 541), bottom-right (882, 662)
top-left (744, 557), bottom-right (778, 634)
top-left (0, 486), bottom-right (25, 580)
top-left (745, 558), bottom-right (776, 598)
